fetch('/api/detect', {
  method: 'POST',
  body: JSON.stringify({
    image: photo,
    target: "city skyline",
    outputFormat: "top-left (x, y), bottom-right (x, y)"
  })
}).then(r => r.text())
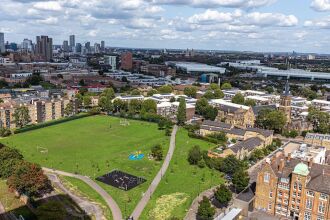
top-left (0, 0), bottom-right (330, 53)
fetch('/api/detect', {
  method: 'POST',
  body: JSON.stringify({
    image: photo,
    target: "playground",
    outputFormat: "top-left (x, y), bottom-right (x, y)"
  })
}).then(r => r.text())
top-left (4, 115), bottom-right (170, 215)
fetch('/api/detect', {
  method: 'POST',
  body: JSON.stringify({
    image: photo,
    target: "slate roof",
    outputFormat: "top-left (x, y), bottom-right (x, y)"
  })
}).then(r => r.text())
top-left (230, 137), bottom-right (263, 153)
top-left (268, 155), bottom-right (330, 194)
top-left (246, 127), bottom-right (274, 137)
top-left (202, 120), bottom-right (232, 130)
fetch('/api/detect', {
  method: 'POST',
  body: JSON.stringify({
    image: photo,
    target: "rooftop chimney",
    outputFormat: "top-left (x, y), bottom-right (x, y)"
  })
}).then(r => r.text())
top-left (279, 159), bottom-right (285, 172)
top-left (287, 153), bottom-right (291, 162)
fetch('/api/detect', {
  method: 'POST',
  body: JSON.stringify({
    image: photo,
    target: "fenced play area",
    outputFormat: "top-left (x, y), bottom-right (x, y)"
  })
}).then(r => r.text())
top-left (96, 170), bottom-right (146, 191)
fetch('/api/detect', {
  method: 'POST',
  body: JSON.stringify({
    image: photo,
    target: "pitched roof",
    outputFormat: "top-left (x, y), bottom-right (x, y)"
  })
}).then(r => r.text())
top-left (246, 127), bottom-right (274, 137)
top-left (230, 137), bottom-right (263, 153)
top-left (202, 120), bottom-right (232, 130)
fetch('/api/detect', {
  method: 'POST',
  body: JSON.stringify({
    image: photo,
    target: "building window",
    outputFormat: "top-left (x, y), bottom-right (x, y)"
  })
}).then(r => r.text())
top-left (268, 202), bottom-right (272, 210)
top-left (269, 191), bottom-right (273, 198)
top-left (306, 198), bottom-right (313, 210)
top-left (279, 190), bottom-right (283, 197)
top-left (298, 183), bottom-right (302, 191)
top-left (317, 216), bottom-right (324, 220)
top-left (304, 212), bottom-right (311, 220)
top-left (318, 201), bottom-right (325, 214)
top-left (264, 173), bottom-right (270, 183)
top-left (293, 182), bottom-right (297, 190)
top-left (297, 199), bottom-right (301, 204)
top-left (307, 191), bottom-right (314, 197)
top-left (320, 193), bottom-right (328, 200)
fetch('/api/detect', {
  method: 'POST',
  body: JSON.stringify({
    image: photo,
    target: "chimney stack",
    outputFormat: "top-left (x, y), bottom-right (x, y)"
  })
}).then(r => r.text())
top-left (279, 159), bottom-right (285, 172)
top-left (287, 153), bottom-right (291, 162)
top-left (308, 158), bottom-right (313, 168)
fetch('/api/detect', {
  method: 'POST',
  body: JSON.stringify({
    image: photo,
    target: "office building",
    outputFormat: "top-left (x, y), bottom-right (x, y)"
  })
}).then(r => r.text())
top-left (104, 55), bottom-right (117, 70)
top-left (101, 41), bottom-right (105, 52)
top-left (21, 39), bottom-right (33, 52)
top-left (94, 43), bottom-right (101, 54)
top-left (75, 43), bottom-right (82, 53)
top-left (63, 40), bottom-right (69, 52)
top-left (69, 35), bottom-right (75, 50)
top-left (35, 35), bottom-right (53, 61)
top-left (0, 32), bottom-right (5, 53)
top-left (120, 52), bottom-right (133, 71)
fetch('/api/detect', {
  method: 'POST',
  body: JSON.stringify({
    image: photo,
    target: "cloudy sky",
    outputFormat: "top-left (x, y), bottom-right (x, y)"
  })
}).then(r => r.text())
top-left (1, 0), bottom-right (330, 53)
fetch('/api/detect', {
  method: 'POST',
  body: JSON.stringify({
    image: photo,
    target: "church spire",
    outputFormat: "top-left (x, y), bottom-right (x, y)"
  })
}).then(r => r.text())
top-left (283, 80), bottom-right (290, 96)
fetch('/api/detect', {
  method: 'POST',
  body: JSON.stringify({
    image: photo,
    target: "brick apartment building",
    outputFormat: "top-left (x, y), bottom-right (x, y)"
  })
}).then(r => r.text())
top-left (255, 154), bottom-right (330, 220)
top-left (120, 52), bottom-right (133, 71)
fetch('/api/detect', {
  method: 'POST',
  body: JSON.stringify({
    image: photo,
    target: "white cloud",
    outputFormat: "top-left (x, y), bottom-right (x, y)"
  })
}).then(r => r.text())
top-left (33, 1), bottom-right (62, 11)
top-left (244, 12), bottom-right (298, 27)
top-left (187, 9), bottom-right (236, 24)
top-left (150, 0), bottom-right (277, 9)
top-left (311, 0), bottom-right (330, 11)
top-left (304, 16), bottom-right (330, 29)
top-left (36, 16), bottom-right (58, 24)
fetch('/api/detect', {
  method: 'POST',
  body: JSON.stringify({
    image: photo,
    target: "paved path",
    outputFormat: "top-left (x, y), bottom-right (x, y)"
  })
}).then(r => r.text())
top-left (46, 173), bottom-right (104, 220)
top-left (43, 168), bottom-right (123, 220)
top-left (130, 125), bottom-right (178, 220)
top-left (184, 185), bottom-right (221, 220)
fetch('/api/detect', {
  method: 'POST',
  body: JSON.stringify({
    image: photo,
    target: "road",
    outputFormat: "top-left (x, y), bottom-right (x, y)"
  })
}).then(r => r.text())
top-left (43, 168), bottom-right (123, 220)
top-left (46, 173), bottom-right (104, 220)
top-left (130, 125), bottom-right (178, 220)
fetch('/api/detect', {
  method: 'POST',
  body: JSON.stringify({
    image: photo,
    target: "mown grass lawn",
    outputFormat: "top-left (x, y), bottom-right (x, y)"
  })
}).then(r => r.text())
top-left (4, 115), bottom-right (170, 219)
top-left (140, 128), bottom-right (224, 220)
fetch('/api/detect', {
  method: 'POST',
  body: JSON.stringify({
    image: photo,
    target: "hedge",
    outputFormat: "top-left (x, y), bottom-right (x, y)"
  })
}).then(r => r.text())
top-left (14, 113), bottom-right (91, 134)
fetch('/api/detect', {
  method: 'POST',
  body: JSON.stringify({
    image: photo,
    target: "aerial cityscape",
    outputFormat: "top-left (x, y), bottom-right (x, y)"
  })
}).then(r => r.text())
top-left (1, 0), bottom-right (330, 220)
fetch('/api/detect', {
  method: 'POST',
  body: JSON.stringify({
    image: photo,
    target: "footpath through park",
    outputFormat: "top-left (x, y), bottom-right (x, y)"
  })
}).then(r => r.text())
top-left (130, 125), bottom-right (178, 220)
top-left (43, 167), bottom-right (123, 220)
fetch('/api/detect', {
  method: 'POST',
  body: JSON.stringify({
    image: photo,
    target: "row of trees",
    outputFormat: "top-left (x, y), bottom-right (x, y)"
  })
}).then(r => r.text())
top-left (188, 146), bottom-right (250, 193)
top-left (0, 144), bottom-right (52, 198)
top-left (231, 93), bottom-right (256, 106)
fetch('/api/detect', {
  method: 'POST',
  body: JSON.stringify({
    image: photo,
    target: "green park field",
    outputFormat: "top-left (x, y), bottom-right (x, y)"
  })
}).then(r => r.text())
top-left (140, 129), bottom-right (224, 220)
top-left (3, 115), bottom-right (170, 218)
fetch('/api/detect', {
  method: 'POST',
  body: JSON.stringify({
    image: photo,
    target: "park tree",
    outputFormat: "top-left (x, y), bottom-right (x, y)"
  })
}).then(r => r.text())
top-left (64, 102), bottom-right (74, 116)
top-left (256, 109), bottom-right (287, 132)
top-left (128, 99), bottom-right (142, 115)
top-left (157, 85), bottom-right (173, 94)
top-left (0, 128), bottom-right (11, 137)
top-left (221, 82), bottom-right (232, 90)
top-left (213, 89), bottom-right (224, 99)
top-left (83, 96), bottom-right (92, 107)
top-left (177, 98), bottom-right (186, 125)
top-left (141, 99), bottom-right (157, 114)
top-left (196, 98), bottom-right (209, 115)
top-left (0, 159), bottom-right (21, 178)
top-left (184, 86), bottom-right (198, 98)
top-left (101, 88), bottom-right (115, 100)
top-left (197, 196), bottom-right (215, 220)
top-left (113, 99), bottom-right (128, 113)
top-left (232, 169), bottom-right (250, 193)
top-left (214, 184), bottom-right (232, 206)
top-left (130, 89), bottom-right (141, 95)
top-left (147, 89), bottom-right (158, 96)
top-left (307, 107), bottom-right (330, 134)
top-left (151, 144), bottom-right (163, 161)
top-left (265, 86), bottom-right (274, 94)
top-left (231, 93), bottom-right (245, 105)
top-left (244, 99), bottom-right (256, 107)
top-left (188, 145), bottom-right (202, 165)
top-left (36, 201), bottom-right (66, 220)
top-left (75, 93), bottom-right (83, 107)
top-left (0, 147), bottom-right (23, 162)
top-left (204, 105), bottom-right (218, 121)
top-left (210, 83), bottom-right (220, 90)
top-left (202, 90), bottom-right (215, 100)
top-left (7, 161), bottom-right (53, 197)
top-left (220, 155), bottom-right (245, 175)
top-left (13, 106), bottom-right (31, 128)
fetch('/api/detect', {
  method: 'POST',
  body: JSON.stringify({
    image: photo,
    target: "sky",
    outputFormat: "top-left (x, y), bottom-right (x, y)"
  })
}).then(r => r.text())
top-left (0, 0), bottom-right (330, 53)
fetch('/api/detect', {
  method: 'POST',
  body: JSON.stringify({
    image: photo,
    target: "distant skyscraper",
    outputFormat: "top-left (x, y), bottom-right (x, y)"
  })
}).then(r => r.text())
top-left (35, 35), bottom-right (53, 61)
top-left (69, 35), bottom-right (75, 51)
top-left (101, 41), bottom-right (105, 52)
top-left (21, 39), bottom-right (33, 52)
top-left (120, 52), bottom-right (133, 71)
top-left (0, 33), bottom-right (5, 53)
top-left (85, 42), bottom-right (91, 54)
top-left (63, 40), bottom-right (69, 52)
top-left (104, 55), bottom-right (117, 70)
top-left (94, 43), bottom-right (101, 54)
top-left (75, 43), bottom-right (82, 53)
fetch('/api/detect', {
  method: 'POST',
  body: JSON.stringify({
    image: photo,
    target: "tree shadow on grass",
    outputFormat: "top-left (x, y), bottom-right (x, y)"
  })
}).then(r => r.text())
top-left (0, 194), bottom-right (92, 220)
